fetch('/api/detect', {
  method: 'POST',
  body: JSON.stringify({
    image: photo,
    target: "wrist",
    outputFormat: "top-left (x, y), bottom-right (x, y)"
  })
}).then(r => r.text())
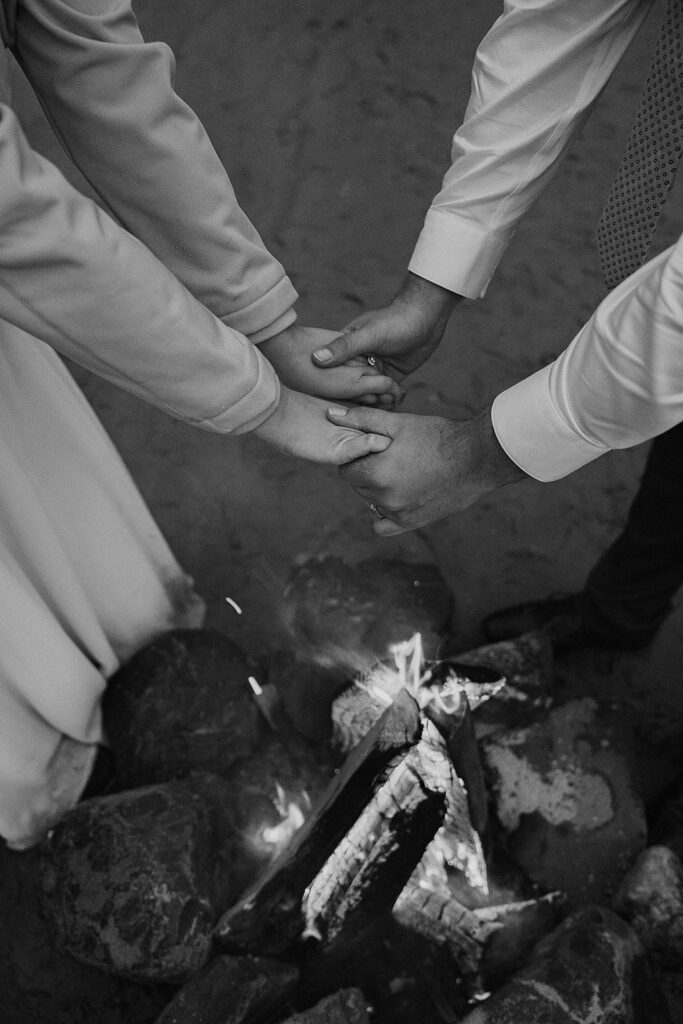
top-left (397, 272), bottom-right (464, 319)
top-left (251, 383), bottom-right (290, 441)
top-left (470, 407), bottom-right (528, 491)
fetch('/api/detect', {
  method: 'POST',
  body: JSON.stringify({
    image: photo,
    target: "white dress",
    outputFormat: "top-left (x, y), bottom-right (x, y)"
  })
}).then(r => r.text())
top-left (0, 327), bottom-right (206, 848)
top-left (0, 0), bottom-right (297, 848)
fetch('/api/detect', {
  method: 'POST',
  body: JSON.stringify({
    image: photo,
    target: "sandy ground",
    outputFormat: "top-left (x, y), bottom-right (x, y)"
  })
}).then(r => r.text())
top-left (3, 0), bottom-right (683, 1020)
top-left (8, 0), bottom-right (683, 658)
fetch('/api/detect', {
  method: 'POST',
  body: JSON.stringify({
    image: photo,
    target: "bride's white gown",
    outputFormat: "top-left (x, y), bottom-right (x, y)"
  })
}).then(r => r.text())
top-left (0, 327), bottom-right (204, 848)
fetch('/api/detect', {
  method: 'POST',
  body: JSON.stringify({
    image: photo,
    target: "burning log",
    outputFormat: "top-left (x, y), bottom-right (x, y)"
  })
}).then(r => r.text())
top-left (302, 743), bottom-right (447, 952)
top-left (331, 636), bottom-right (496, 843)
top-left (393, 882), bottom-right (486, 984)
top-left (393, 883), bottom-right (566, 993)
top-left (423, 685), bottom-right (488, 841)
top-left (215, 690), bottom-right (422, 955)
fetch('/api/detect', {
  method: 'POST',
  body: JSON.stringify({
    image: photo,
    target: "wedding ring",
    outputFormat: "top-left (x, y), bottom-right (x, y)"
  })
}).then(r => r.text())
top-left (366, 354), bottom-right (377, 367)
top-left (370, 503), bottom-right (385, 520)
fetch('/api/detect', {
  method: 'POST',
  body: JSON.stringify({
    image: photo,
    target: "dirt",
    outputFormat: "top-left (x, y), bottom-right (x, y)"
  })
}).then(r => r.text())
top-left (3, 0), bottom-right (683, 1021)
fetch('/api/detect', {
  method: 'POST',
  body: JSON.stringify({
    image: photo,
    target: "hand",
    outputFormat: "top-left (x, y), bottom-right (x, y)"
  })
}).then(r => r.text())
top-left (252, 385), bottom-right (392, 465)
top-left (312, 273), bottom-right (464, 379)
top-left (326, 405), bottom-right (526, 534)
top-left (260, 324), bottom-right (402, 406)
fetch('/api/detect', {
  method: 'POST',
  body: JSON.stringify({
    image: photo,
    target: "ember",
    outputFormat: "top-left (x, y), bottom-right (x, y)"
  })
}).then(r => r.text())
top-left (261, 783), bottom-right (310, 853)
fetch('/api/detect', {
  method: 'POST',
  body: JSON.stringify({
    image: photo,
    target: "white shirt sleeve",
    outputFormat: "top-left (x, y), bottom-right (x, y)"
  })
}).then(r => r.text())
top-left (409, 0), bottom-right (653, 298)
top-left (492, 235), bottom-right (683, 480)
top-left (12, 0), bottom-right (298, 341)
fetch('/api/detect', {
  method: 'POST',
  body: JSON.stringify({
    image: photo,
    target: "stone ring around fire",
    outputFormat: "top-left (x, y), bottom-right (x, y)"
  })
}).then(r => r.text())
top-left (370, 503), bottom-right (385, 520)
top-left (366, 354), bottom-right (377, 367)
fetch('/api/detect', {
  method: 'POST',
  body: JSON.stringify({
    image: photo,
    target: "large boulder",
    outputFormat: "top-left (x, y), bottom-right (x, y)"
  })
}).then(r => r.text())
top-left (154, 955), bottom-right (299, 1024)
top-left (40, 775), bottom-right (237, 982)
top-left (282, 989), bottom-right (370, 1024)
top-left (459, 906), bottom-right (670, 1023)
top-left (281, 556), bottom-right (454, 670)
top-left (613, 845), bottom-right (683, 967)
top-left (103, 630), bottom-right (261, 787)
top-left (482, 699), bottom-right (646, 901)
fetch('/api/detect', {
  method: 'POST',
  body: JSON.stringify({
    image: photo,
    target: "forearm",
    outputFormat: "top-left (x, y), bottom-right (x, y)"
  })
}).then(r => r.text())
top-left (13, 0), bottom-right (297, 340)
top-left (0, 105), bottom-right (279, 433)
top-left (492, 235), bottom-right (683, 480)
top-left (410, 0), bottom-right (653, 298)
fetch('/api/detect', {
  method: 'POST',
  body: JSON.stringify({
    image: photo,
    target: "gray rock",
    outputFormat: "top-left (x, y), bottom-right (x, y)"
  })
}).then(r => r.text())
top-left (154, 955), bottom-right (299, 1024)
top-left (103, 630), bottom-right (261, 788)
top-left (613, 845), bottom-right (683, 967)
top-left (281, 556), bottom-right (453, 671)
top-left (451, 631), bottom-right (553, 694)
top-left (39, 776), bottom-right (235, 982)
top-left (459, 906), bottom-right (670, 1023)
top-left (482, 699), bottom-right (646, 901)
top-left (282, 988), bottom-right (370, 1024)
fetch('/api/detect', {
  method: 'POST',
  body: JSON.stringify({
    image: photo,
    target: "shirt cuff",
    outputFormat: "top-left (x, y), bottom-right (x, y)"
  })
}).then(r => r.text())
top-left (408, 208), bottom-right (510, 299)
top-left (219, 275), bottom-right (298, 341)
top-left (491, 364), bottom-right (610, 482)
top-left (197, 349), bottom-right (281, 435)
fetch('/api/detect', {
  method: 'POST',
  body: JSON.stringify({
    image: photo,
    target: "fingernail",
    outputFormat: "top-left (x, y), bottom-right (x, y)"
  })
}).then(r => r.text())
top-left (370, 435), bottom-right (391, 451)
top-left (328, 405), bottom-right (348, 416)
top-left (314, 348), bottom-right (333, 363)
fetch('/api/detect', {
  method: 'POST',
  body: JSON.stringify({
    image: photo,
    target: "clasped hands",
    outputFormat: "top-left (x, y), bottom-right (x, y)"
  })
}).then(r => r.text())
top-left (257, 275), bottom-right (524, 534)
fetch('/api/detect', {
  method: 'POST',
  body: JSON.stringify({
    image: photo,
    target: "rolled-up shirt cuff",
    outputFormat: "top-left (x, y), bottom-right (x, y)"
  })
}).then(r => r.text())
top-left (491, 364), bottom-right (610, 482)
top-left (219, 275), bottom-right (298, 342)
top-left (408, 208), bottom-right (509, 299)
top-left (195, 350), bottom-right (281, 435)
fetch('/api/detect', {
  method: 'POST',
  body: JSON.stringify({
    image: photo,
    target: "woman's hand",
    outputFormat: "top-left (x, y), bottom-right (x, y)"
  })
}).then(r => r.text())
top-left (252, 385), bottom-right (392, 465)
top-left (259, 324), bottom-right (402, 406)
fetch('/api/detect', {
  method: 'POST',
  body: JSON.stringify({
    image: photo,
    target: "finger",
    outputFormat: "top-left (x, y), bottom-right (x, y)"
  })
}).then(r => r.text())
top-left (354, 374), bottom-right (403, 401)
top-left (373, 517), bottom-right (412, 536)
top-left (327, 405), bottom-right (396, 436)
top-left (313, 325), bottom-right (382, 368)
top-left (334, 431), bottom-right (392, 465)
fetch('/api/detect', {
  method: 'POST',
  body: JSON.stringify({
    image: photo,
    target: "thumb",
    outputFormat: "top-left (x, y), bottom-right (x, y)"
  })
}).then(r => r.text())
top-left (312, 322), bottom-right (384, 368)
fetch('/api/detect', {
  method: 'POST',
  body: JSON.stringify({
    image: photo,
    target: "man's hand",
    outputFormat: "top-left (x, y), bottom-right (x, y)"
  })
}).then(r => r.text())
top-left (260, 324), bottom-right (402, 406)
top-left (251, 386), bottom-right (392, 465)
top-left (326, 405), bottom-right (526, 534)
top-left (312, 273), bottom-right (464, 379)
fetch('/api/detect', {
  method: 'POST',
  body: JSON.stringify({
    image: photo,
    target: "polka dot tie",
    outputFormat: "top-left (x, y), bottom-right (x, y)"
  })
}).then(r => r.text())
top-left (596, 0), bottom-right (683, 290)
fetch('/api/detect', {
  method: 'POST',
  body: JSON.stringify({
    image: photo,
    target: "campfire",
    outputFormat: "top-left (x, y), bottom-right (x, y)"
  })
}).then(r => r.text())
top-left (36, 562), bottom-right (676, 1024)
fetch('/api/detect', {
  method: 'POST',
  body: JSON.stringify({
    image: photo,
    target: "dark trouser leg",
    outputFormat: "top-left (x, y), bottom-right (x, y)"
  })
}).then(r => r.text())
top-left (578, 422), bottom-right (683, 645)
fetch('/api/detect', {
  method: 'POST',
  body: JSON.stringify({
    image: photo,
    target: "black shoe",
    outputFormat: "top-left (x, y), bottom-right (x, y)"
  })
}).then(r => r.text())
top-left (482, 593), bottom-right (655, 653)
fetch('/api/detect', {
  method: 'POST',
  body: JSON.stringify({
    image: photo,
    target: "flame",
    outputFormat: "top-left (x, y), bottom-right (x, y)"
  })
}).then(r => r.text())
top-left (261, 783), bottom-right (310, 853)
top-left (357, 632), bottom-right (467, 717)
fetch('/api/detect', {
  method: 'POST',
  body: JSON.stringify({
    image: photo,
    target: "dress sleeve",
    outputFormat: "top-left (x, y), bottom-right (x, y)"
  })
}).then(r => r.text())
top-left (0, 103), bottom-right (280, 434)
top-left (11, 0), bottom-right (297, 341)
top-left (491, 234), bottom-right (683, 480)
top-left (408, 0), bottom-right (653, 298)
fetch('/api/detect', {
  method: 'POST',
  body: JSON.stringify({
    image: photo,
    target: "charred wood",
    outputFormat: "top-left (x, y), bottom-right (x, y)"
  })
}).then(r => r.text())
top-left (303, 744), bottom-right (447, 952)
top-left (215, 691), bottom-right (421, 956)
top-left (393, 882), bottom-right (566, 994)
